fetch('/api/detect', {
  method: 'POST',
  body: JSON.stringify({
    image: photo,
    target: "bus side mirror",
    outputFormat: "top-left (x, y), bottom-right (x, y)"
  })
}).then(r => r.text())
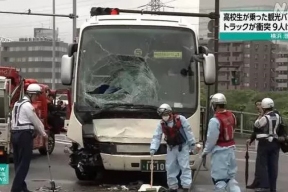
top-left (61, 55), bottom-right (74, 85)
top-left (68, 43), bottom-right (78, 57)
top-left (202, 54), bottom-right (216, 85)
top-left (198, 46), bottom-right (209, 55)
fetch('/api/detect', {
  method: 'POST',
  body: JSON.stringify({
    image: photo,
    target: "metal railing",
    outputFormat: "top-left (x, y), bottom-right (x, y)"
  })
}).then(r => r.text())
top-left (233, 110), bottom-right (288, 134)
top-left (232, 111), bottom-right (259, 134)
top-left (200, 107), bottom-right (288, 136)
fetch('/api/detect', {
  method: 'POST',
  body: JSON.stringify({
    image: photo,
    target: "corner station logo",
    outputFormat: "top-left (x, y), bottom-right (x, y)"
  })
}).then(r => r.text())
top-left (274, 3), bottom-right (288, 13)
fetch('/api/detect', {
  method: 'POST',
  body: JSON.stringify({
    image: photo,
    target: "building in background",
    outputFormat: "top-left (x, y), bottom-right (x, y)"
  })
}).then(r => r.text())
top-left (275, 42), bottom-right (288, 91)
top-left (199, 39), bottom-right (276, 91)
top-left (0, 28), bottom-right (68, 88)
top-left (34, 28), bottom-right (59, 40)
top-left (0, 37), bottom-right (13, 64)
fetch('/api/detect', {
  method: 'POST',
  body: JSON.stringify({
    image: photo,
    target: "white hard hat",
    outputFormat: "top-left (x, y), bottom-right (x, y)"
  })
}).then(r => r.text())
top-left (157, 103), bottom-right (172, 116)
top-left (26, 83), bottom-right (42, 94)
top-left (261, 98), bottom-right (274, 109)
top-left (210, 93), bottom-right (227, 105)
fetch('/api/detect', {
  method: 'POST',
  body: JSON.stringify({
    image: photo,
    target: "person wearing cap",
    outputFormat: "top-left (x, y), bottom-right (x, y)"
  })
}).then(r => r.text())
top-left (10, 83), bottom-right (48, 192)
top-left (149, 103), bottom-right (196, 192)
top-left (201, 93), bottom-right (241, 192)
top-left (254, 98), bottom-right (281, 192)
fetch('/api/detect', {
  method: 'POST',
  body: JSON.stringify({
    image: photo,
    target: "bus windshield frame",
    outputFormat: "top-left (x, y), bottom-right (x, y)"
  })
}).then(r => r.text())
top-left (75, 25), bottom-right (199, 115)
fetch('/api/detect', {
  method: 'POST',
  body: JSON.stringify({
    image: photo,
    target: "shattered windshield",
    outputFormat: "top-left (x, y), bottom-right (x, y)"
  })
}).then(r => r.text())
top-left (76, 25), bottom-right (198, 110)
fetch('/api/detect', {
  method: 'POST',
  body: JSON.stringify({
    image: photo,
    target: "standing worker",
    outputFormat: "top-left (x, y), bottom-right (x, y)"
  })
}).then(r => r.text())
top-left (246, 99), bottom-right (262, 189)
top-left (201, 93), bottom-right (241, 192)
top-left (254, 98), bottom-right (281, 192)
top-left (10, 83), bottom-right (48, 192)
top-left (150, 103), bottom-right (196, 192)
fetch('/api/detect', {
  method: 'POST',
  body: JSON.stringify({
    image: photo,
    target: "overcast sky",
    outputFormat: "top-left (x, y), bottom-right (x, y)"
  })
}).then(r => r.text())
top-left (0, 0), bottom-right (199, 42)
top-left (0, 0), bottom-right (281, 43)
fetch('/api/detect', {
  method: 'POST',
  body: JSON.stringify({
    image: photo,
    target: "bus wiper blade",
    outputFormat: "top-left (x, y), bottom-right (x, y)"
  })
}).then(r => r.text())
top-left (127, 104), bottom-right (158, 110)
top-left (101, 103), bottom-right (158, 110)
top-left (107, 104), bottom-right (158, 110)
top-left (92, 103), bottom-right (134, 112)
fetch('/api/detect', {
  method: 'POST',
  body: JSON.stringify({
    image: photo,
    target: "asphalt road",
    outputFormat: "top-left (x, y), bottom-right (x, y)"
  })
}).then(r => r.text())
top-left (1, 136), bottom-right (288, 192)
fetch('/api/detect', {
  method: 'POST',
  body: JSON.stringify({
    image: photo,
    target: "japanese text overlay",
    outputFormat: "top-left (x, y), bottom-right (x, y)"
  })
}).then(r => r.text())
top-left (0, 164), bottom-right (9, 185)
top-left (219, 11), bottom-right (288, 41)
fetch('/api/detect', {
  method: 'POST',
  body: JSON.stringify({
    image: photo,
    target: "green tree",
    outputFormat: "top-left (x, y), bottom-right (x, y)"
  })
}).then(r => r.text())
top-left (200, 88), bottom-right (288, 118)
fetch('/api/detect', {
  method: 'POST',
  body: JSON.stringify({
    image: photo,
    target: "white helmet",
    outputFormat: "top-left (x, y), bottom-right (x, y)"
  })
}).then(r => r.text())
top-left (261, 98), bottom-right (274, 109)
top-left (210, 93), bottom-right (227, 105)
top-left (26, 83), bottom-right (42, 94)
top-left (157, 103), bottom-right (172, 116)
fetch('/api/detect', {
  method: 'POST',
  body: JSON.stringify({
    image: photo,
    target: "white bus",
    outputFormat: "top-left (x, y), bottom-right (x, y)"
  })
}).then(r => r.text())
top-left (61, 7), bottom-right (216, 180)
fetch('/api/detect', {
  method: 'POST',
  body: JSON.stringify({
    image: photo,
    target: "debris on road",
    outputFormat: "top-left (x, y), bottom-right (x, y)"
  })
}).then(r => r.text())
top-left (35, 185), bottom-right (61, 192)
top-left (106, 185), bottom-right (129, 191)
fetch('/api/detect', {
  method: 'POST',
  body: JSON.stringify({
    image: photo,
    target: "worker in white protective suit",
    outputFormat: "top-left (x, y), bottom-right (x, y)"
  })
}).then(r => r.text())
top-left (150, 103), bottom-right (196, 192)
top-left (201, 93), bottom-right (241, 192)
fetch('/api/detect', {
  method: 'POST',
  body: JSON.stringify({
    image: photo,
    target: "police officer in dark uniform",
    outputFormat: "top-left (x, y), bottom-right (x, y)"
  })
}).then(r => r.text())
top-left (10, 84), bottom-right (48, 192)
top-left (254, 98), bottom-right (281, 192)
top-left (246, 99), bottom-right (262, 189)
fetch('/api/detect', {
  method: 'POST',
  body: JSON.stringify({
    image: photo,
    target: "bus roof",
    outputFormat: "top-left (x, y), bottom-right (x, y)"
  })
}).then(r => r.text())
top-left (80, 14), bottom-right (198, 36)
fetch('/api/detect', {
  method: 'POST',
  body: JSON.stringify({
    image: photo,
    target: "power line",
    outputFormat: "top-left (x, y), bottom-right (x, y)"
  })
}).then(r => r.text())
top-left (137, 0), bottom-right (175, 11)
top-left (0, 0), bottom-right (138, 27)
top-left (0, 10), bottom-right (77, 18)
top-left (150, 0), bottom-right (162, 11)
top-left (2, 0), bottom-right (117, 13)
top-left (0, 2), bottom-right (142, 28)
top-left (0, 0), bottom-right (122, 28)
top-left (0, 3), bottom-right (145, 41)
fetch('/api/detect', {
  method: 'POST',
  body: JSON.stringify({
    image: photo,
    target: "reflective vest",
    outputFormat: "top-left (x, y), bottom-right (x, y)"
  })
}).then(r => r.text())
top-left (12, 99), bottom-right (34, 131)
top-left (161, 115), bottom-right (186, 146)
top-left (256, 111), bottom-right (280, 141)
top-left (214, 110), bottom-right (236, 147)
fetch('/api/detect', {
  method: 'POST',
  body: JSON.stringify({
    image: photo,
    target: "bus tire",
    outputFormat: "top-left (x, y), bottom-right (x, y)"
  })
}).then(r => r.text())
top-left (75, 169), bottom-right (96, 181)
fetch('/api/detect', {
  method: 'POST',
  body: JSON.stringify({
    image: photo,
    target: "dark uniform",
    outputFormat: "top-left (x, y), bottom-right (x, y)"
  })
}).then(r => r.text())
top-left (11, 96), bottom-right (47, 192)
top-left (247, 109), bottom-right (280, 189)
top-left (246, 120), bottom-right (261, 189)
top-left (254, 110), bottom-right (281, 192)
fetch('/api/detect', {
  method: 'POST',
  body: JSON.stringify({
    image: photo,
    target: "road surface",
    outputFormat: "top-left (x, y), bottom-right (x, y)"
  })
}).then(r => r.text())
top-left (2, 136), bottom-right (288, 191)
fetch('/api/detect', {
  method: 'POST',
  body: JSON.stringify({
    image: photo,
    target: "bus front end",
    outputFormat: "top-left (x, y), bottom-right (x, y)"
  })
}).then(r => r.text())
top-left (61, 12), bottom-right (216, 181)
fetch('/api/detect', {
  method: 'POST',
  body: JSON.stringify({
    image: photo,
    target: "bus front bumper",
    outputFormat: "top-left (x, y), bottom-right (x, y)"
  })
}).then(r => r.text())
top-left (100, 153), bottom-right (202, 171)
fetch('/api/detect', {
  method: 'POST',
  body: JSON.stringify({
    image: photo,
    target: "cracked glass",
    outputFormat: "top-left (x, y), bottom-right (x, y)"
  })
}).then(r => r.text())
top-left (76, 25), bottom-right (198, 110)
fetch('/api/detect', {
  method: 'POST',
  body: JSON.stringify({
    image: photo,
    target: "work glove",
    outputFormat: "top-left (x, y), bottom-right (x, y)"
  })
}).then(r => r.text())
top-left (150, 149), bottom-right (156, 156)
top-left (190, 144), bottom-right (195, 152)
top-left (190, 144), bottom-right (195, 154)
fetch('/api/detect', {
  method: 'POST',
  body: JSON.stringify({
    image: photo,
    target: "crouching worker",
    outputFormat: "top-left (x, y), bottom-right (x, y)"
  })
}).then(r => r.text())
top-left (150, 103), bottom-right (196, 192)
top-left (202, 93), bottom-right (241, 192)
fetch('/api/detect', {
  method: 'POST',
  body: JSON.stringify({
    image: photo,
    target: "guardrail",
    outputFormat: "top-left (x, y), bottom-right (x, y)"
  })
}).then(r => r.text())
top-left (233, 110), bottom-right (288, 134)
top-left (200, 107), bottom-right (288, 137)
top-left (232, 110), bottom-right (258, 134)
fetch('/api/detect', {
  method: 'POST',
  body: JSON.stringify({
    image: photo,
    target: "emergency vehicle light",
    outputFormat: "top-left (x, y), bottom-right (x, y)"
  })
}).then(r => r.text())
top-left (90, 7), bottom-right (120, 16)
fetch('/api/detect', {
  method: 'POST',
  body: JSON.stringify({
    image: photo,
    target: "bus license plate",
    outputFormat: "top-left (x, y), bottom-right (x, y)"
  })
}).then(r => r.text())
top-left (140, 160), bottom-right (166, 172)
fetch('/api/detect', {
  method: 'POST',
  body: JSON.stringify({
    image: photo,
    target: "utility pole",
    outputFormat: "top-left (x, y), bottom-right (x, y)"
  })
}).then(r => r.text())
top-left (0, 10), bottom-right (77, 89)
top-left (52, 0), bottom-right (56, 89)
top-left (72, 0), bottom-right (77, 42)
top-left (213, 0), bottom-right (220, 93)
